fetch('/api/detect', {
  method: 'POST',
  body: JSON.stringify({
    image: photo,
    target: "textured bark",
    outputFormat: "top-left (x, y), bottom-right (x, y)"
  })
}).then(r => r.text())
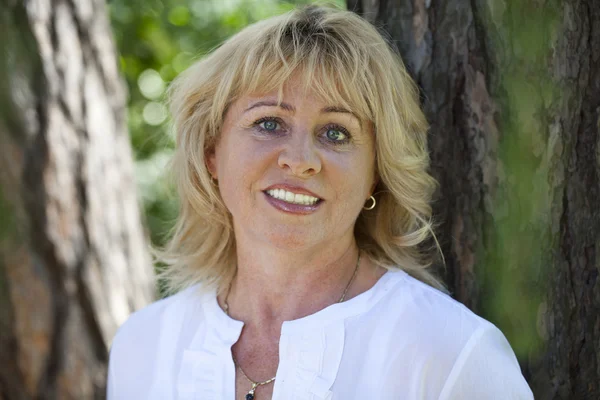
top-left (352, 0), bottom-right (600, 399)
top-left (353, 0), bottom-right (499, 312)
top-left (0, 0), bottom-right (155, 398)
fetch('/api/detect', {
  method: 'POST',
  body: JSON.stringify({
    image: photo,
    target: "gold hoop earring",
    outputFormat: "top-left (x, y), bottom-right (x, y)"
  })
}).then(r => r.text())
top-left (363, 195), bottom-right (376, 210)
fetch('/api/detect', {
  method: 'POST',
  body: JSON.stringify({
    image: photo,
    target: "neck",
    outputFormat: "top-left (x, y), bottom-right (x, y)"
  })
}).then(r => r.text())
top-left (223, 237), bottom-right (361, 330)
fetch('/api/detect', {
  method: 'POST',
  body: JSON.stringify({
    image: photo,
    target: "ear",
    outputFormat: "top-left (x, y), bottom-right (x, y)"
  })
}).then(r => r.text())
top-left (205, 147), bottom-right (217, 179)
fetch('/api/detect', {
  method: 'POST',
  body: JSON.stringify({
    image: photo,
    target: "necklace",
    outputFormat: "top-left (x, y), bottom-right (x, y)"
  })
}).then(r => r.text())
top-left (224, 251), bottom-right (361, 400)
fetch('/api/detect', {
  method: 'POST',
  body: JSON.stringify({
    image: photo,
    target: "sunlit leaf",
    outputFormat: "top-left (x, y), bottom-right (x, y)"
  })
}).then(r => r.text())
top-left (168, 6), bottom-right (191, 26)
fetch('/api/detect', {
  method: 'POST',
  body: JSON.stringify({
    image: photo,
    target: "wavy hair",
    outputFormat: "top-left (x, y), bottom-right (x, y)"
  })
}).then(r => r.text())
top-left (157, 5), bottom-right (446, 295)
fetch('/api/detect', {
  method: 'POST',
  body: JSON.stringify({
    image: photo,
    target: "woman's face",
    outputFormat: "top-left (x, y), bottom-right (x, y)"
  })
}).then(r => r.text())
top-left (208, 76), bottom-right (377, 251)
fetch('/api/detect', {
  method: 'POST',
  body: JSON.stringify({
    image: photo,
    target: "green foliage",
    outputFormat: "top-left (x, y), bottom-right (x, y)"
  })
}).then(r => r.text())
top-left (478, 0), bottom-right (561, 360)
top-left (109, 0), bottom-right (344, 247)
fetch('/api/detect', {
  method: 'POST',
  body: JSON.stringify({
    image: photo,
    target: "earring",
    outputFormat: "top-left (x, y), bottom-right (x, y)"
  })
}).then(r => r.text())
top-left (210, 176), bottom-right (218, 187)
top-left (363, 195), bottom-right (376, 210)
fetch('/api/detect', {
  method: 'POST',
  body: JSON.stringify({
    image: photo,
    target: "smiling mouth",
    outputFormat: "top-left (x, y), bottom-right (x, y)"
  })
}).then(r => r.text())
top-left (265, 189), bottom-right (321, 206)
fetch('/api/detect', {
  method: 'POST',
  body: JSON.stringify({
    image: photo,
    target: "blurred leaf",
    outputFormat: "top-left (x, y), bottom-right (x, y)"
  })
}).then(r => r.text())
top-left (168, 6), bottom-right (191, 26)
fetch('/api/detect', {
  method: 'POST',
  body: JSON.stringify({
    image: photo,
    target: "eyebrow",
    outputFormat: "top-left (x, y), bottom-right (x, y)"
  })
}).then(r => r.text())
top-left (244, 101), bottom-right (361, 124)
top-left (244, 101), bottom-right (295, 113)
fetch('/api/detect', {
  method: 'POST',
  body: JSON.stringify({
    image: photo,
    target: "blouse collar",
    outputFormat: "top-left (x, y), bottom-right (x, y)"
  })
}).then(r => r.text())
top-left (200, 269), bottom-right (404, 340)
top-left (176, 269), bottom-right (406, 400)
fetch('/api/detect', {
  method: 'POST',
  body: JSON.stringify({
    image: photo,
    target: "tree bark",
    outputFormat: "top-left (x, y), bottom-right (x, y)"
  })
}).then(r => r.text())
top-left (0, 0), bottom-right (155, 398)
top-left (350, 0), bottom-right (600, 398)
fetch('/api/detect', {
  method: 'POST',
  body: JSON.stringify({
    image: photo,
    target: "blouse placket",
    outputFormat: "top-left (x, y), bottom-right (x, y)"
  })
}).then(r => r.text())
top-left (174, 272), bottom-right (395, 400)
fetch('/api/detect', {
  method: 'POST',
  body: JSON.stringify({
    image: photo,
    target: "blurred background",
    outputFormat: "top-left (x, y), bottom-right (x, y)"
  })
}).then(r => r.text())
top-left (0, 0), bottom-right (598, 399)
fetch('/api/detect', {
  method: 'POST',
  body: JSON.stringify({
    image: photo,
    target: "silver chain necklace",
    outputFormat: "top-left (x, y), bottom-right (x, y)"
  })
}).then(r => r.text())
top-left (224, 252), bottom-right (361, 400)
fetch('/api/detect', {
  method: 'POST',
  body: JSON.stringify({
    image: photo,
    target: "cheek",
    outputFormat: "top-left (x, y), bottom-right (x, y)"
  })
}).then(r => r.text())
top-left (322, 165), bottom-right (372, 226)
top-left (218, 131), bottom-right (278, 168)
top-left (329, 152), bottom-right (375, 194)
top-left (215, 141), bottom-right (273, 207)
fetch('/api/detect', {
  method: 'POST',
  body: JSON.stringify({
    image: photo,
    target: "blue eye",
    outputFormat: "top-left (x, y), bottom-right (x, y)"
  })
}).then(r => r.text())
top-left (259, 120), bottom-right (279, 131)
top-left (326, 128), bottom-right (347, 142)
top-left (322, 124), bottom-right (351, 145)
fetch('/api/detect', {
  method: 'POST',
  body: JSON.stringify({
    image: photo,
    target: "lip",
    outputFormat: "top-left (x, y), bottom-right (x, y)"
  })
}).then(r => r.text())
top-left (262, 184), bottom-right (323, 200)
top-left (263, 192), bottom-right (323, 215)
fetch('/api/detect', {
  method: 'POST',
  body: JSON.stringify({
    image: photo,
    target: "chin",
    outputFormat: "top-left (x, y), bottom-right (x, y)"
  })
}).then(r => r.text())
top-left (260, 228), bottom-right (322, 251)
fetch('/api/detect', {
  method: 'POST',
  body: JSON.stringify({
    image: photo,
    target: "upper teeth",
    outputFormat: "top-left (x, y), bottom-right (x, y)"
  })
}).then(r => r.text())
top-left (267, 189), bottom-right (319, 205)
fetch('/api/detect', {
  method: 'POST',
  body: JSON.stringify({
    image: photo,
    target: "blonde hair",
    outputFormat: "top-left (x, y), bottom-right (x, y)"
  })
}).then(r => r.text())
top-left (158, 5), bottom-right (446, 295)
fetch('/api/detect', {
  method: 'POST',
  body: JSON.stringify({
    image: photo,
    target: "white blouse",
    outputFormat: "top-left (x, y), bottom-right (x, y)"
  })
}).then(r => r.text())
top-left (107, 270), bottom-right (534, 399)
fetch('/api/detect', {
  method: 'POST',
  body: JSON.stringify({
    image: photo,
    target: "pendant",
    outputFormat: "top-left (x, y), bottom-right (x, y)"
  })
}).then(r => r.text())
top-left (245, 384), bottom-right (257, 400)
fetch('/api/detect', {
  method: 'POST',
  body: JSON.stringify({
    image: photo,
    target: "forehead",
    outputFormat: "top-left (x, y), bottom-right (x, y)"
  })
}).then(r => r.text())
top-left (237, 67), bottom-right (372, 122)
top-left (240, 78), bottom-right (335, 110)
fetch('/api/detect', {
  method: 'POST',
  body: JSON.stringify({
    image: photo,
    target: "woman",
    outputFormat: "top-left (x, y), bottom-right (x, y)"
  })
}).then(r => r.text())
top-left (108, 5), bottom-right (533, 400)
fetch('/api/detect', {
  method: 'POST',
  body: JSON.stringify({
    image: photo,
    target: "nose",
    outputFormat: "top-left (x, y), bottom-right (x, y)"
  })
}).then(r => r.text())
top-left (277, 131), bottom-right (322, 177)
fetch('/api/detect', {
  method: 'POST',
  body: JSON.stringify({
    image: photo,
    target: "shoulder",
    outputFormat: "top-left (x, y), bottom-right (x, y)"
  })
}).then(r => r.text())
top-left (364, 270), bottom-right (533, 399)
top-left (371, 270), bottom-right (491, 341)
top-left (111, 284), bottom-right (203, 346)
top-left (381, 271), bottom-right (512, 358)
top-left (352, 270), bottom-right (493, 373)
top-left (107, 285), bottom-right (207, 398)
top-left (435, 321), bottom-right (534, 399)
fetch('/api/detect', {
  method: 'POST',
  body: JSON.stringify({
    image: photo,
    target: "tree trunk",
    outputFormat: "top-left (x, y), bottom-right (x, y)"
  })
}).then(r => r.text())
top-left (349, 0), bottom-right (600, 398)
top-left (0, 0), bottom-right (155, 398)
